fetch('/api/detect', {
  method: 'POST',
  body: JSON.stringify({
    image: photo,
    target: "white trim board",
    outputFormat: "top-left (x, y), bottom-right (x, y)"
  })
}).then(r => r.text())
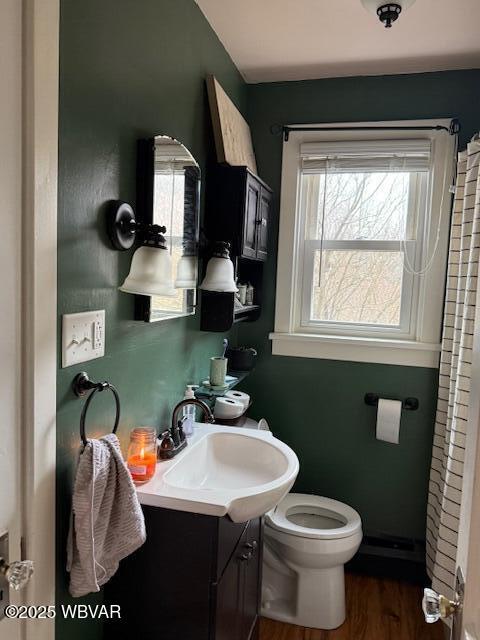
top-left (23, 1), bottom-right (58, 638)
top-left (1, 2), bottom-right (24, 637)
top-left (270, 332), bottom-right (441, 368)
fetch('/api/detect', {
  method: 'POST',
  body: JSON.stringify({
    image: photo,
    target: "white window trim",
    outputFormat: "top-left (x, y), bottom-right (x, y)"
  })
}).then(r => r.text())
top-left (270, 119), bottom-right (456, 368)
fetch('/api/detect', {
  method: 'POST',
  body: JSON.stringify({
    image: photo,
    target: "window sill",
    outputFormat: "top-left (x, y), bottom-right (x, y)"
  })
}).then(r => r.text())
top-left (269, 332), bottom-right (440, 368)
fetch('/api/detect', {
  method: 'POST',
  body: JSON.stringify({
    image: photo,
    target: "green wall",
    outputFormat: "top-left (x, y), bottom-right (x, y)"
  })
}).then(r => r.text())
top-left (57, 1), bottom-right (245, 638)
top-left (57, 4), bottom-right (480, 633)
top-left (240, 69), bottom-right (480, 540)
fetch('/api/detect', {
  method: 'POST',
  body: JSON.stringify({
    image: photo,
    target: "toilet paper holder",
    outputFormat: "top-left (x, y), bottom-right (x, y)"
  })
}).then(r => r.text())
top-left (364, 393), bottom-right (419, 411)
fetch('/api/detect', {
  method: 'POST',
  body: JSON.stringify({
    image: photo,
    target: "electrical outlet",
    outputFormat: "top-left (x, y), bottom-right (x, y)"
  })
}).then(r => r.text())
top-left (62, 310), bottom-right (105, 368)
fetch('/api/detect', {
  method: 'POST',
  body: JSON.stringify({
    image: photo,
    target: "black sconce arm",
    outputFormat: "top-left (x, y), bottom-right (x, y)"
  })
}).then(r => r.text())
top-left (107, 200), bottom-right (167, 251)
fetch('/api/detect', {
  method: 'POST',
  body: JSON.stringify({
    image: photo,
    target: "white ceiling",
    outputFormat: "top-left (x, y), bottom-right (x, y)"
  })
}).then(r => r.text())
top-left (195, 0), bottom-right (480, 83)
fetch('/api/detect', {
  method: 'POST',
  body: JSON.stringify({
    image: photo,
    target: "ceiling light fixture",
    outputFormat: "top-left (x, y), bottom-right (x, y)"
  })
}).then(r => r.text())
top-left (361, 0), bottom-right (417, 28)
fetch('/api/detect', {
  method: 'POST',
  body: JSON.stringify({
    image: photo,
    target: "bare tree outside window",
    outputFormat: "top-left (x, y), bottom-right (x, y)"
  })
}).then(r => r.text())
top-left (301, 170), bottom-right (422, 329)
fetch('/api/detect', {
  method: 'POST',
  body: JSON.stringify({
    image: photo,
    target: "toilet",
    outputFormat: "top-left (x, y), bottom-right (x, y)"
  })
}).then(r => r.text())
top-left (262, 493), bottom-right (362, 630)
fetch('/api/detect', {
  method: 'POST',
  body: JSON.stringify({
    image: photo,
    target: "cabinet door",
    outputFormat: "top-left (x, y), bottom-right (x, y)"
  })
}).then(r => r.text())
top-left (215, 550), bottom-right (243, 640)
top-left (215, 519), bottom-right (262, 640)
top-left (242, 518), bottom-right (262, 640)
top-left (242, 176), bottom-right (260, 259)
top-left (255, 188), bottom-right (270, 261)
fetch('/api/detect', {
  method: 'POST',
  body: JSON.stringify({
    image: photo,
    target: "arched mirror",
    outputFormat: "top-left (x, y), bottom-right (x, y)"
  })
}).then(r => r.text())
top-left (136, 135), bottom-right (200, 322)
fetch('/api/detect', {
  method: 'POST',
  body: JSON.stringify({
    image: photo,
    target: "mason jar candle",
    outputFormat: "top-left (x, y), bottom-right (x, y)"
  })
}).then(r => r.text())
top-left (127, 427), bottom-right (157, 483)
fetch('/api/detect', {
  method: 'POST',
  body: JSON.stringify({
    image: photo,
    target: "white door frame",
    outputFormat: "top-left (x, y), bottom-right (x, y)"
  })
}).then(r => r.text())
top-left (455, 226), bottom-right (480, 639)
top-left (1, 1), bottom-right (24, 637)
top-left (457, 422), bottom-right (480, 640)
top-left (22, 1), bottom-right (58, 639)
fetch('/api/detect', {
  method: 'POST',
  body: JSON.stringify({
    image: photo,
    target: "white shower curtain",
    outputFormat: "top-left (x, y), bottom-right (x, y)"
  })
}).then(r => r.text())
top-left (426, 137), bottom-right (480, 597)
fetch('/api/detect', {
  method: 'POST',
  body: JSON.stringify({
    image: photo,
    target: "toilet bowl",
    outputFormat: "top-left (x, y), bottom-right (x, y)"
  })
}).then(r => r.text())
top-left (262, 493), bottom-right (362, 630)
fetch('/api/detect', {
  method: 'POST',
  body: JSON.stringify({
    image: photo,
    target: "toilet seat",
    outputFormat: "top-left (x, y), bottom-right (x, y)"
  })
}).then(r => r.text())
top-left (266, 493), bottom-right (362, 541)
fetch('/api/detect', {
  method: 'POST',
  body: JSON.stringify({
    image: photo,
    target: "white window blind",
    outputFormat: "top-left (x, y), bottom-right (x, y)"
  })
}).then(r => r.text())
top-left (300, 139), bottom-right (431, 173)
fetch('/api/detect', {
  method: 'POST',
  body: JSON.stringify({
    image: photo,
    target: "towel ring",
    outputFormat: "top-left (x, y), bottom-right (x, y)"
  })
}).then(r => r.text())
top-left (72, 372), bottom-right (121, 446)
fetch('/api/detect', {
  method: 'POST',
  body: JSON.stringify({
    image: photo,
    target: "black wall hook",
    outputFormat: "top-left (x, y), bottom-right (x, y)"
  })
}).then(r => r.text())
top-left (73, 372), bottom-right (121, 446)
top-left (73, 372), bottom-right (109, 396)
top-left (364, 393), bottom-right (419, 411)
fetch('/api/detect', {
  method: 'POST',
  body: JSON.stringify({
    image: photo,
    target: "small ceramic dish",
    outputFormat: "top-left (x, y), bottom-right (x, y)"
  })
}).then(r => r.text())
top-left (202, 379), bottom-right (229, 391)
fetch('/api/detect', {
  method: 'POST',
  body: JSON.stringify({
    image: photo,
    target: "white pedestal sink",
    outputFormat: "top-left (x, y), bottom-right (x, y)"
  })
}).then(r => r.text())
top-left (137, 424), bottom-right (299, 522)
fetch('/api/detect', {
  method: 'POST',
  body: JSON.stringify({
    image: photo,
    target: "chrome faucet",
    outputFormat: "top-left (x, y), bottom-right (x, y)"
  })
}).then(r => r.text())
top-left (158, 398), bottom-right (215, 461)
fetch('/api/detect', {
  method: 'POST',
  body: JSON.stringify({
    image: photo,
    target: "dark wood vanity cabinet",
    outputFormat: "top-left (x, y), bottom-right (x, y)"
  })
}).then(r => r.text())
top-left (206, 165), bottom-right (272, 263)
top-left (104, 506), bottom-right (263, 640)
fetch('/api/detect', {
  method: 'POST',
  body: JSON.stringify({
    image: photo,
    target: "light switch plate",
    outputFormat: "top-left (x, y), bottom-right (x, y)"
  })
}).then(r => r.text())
top-left (62, 310), bottom-right (105, 368)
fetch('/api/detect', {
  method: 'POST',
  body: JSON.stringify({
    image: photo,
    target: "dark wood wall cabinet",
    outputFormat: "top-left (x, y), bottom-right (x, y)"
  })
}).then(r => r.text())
top-left (104, 506), bottom-right (263, 640)
top-left (201, 166), bottom-right (272, 332)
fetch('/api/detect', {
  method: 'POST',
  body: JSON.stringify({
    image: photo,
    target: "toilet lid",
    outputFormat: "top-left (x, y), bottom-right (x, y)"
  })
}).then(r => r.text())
top-left (265, 493), bottom-right (362, 540)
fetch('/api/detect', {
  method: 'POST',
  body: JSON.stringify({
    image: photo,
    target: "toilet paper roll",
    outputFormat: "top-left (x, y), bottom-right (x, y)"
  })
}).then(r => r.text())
top-left (376, 398), bottom-right (402, 444)
top-left (214, 396), bottom-right (245, 419)
top-left (225, 390), bottom-right (250, 410)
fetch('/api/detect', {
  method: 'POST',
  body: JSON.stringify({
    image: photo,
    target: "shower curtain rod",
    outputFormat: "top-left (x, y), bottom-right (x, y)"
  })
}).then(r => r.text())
top-left (272, 119), bottom-right (460, 142)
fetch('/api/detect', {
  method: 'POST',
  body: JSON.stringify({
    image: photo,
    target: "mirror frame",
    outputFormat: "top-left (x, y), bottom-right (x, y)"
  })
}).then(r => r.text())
top-left (135, 136), bottom-right (201, 322)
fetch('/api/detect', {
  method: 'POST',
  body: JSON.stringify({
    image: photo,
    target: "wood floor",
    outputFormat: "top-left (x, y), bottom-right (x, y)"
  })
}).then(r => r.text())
top-left (259, 573), bottom-right (444, 640)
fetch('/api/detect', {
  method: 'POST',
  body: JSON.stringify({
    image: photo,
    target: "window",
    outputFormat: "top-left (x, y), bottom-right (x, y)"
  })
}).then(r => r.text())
top-left (271, 121), bottom-right (455, 367)
top-left (299, 139), bottom-right (430, 337)
top-left (152, 169), bottom-right (189, 318)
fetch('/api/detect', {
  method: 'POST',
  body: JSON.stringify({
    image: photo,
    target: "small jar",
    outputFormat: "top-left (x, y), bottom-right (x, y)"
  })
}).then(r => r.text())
top-left (127, 427), bottom-right (157, 483)
top-left (237, 283), bottom-right (247, 305)
top-left (245, 283), bottom-right (254, 306)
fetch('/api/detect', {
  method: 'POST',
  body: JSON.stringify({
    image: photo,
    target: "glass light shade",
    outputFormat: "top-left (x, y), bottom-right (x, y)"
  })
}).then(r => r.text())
top-left (119, 246), bottom-right (176, 297)
top-left (200, 256), bottom-right (238, 293)
top-left (361, 0), bottom-right (416, 15)
top-left (175, 255), bottom-right (198, 289)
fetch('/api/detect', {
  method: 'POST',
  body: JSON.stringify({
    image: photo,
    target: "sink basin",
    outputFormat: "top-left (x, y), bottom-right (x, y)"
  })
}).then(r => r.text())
top-left (137, 424), bottom-right (299, 523)
top-left (165, 432), bottom-right (289, 490)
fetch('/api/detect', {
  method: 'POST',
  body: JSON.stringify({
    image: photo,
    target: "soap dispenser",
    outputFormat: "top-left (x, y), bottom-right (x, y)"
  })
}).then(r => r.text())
top-left (182, 385), bottom-right (197, 436)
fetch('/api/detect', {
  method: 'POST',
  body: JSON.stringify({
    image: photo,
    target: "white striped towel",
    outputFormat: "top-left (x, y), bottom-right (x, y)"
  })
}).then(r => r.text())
top-left (66, 433), bottom-right (146, 597)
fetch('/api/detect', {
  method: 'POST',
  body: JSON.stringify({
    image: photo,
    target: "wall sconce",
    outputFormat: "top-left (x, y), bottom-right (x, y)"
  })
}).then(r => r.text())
top-left (200, 241), bottom-right (238, 293)
top-left (107, 200), bottom-right (176, 297)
